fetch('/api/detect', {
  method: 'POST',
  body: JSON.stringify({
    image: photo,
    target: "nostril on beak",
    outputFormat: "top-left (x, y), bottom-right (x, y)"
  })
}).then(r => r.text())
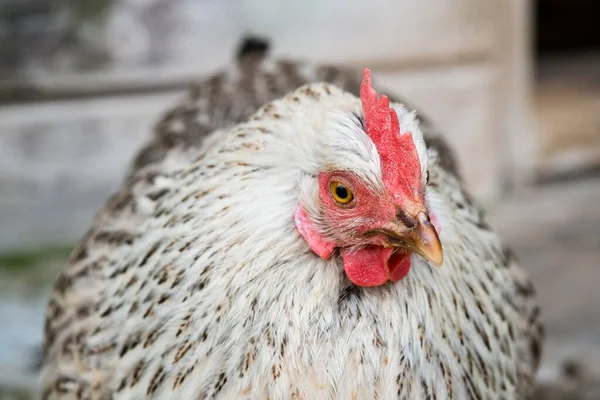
top-left (417, 211), bottom-right (432, 226)
top-left (395, 208), bottom-right (418, 229)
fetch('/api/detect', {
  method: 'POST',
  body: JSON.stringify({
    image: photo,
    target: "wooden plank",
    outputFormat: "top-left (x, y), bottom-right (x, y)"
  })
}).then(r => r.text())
top-left (0, 91), bottom-right (182, 251)
top-left (253, 0), bottom-right (497, 65)
top-left (0, 66), bottom-right (206, 105)
top-left (1, 0), bottom-right (499, 101)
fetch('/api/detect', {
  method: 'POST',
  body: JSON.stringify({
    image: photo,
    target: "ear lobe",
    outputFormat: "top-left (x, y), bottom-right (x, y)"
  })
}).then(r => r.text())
top-left (294, 204), bottom-right (335, 259)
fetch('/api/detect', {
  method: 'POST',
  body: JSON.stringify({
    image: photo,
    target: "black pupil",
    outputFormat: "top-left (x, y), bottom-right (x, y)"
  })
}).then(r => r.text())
top-left (335, 184), bottom-right (349, 199)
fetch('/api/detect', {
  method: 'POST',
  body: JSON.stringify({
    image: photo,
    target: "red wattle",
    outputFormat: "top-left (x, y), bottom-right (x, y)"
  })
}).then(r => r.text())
top-left (340, 246), bottom-right (413, 287)
top-left (340, 246), bottom-right (392, 287)
top-left (389, 251), bottom-right (412, 281)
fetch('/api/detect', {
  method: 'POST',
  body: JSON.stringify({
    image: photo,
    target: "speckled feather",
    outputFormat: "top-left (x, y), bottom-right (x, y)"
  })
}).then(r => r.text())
top-left (41, 52), bottom-right (542, 399)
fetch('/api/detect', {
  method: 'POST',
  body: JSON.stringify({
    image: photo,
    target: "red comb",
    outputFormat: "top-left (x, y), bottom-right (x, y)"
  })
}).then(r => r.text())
top-left (360, 68), bottom-right (422, 201)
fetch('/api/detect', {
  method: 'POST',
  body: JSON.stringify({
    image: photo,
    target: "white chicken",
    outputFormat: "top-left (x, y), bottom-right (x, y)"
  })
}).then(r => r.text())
top-left (41, 41), bottom-right (543, 399)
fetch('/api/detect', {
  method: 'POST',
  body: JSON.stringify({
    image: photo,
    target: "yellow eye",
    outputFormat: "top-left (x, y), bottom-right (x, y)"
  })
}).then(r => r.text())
top-left (330, 182), bottom-right (354, 204)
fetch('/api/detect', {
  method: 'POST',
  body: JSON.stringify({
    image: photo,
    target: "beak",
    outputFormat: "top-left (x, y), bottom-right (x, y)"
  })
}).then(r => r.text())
top-left (381, 211), bottom-right (444, 266)
top-left (404, 211), bottom-right (443, 266)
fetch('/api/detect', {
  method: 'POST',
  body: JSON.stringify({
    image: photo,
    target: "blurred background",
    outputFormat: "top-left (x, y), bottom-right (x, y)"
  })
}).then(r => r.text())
top-left (0, 0), bottom-right (599, 398)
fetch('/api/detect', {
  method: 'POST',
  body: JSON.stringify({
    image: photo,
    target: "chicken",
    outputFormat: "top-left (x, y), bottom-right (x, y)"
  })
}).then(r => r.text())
top-left (41, 40), bottom-right (543, 399)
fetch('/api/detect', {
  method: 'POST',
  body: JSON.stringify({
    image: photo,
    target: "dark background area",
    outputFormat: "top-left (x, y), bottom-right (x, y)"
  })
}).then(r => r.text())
top-left (536, 0), bottom-right (600, 55)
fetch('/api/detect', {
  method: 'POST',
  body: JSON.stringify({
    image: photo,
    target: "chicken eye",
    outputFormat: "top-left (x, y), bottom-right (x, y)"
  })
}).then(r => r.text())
top-left (330, 182), bottom-right (354, 204)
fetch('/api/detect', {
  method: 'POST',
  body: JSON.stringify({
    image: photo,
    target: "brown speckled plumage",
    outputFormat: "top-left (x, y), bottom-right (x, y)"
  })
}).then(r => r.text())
top-left (42, 42), bottom-right (542, 399)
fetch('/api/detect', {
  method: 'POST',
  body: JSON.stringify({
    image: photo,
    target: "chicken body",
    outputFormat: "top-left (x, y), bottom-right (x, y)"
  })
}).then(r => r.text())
top-left (42, 54), bottom-right (542, 399)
